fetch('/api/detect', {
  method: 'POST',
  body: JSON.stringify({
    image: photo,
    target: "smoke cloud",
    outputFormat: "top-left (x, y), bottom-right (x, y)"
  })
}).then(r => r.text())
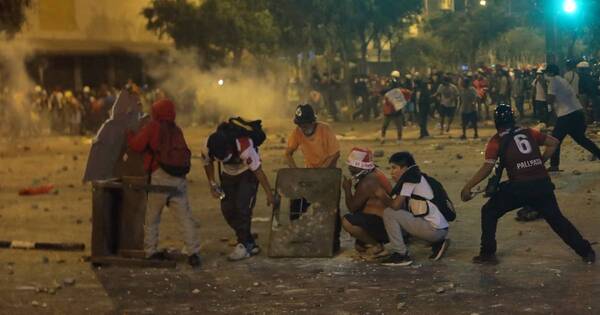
top-left (144, 49), bottom-right (292, 129)
top-left (0, 38), bottom-right (44, 138)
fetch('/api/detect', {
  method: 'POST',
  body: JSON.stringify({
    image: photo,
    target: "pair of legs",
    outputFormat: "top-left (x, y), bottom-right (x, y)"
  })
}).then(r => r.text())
top-left (220, 170), bottom-right (258, 249)
top-left (418, 103), bottom-right (430, 138)
top-left (342, 212), bottom-right (389, 248)
top-left (382, 208), bottom-right (447, 256)
top-left (533, 100), bottom-right (549, 124)
top-left (381, 112), bottom-right (403, 142)
top-left (440, 105), bottom-right (456, 133)
top-left (549, 110), bottom-right (600, 169)
top-left (461, 111), bottom-right (479, 139)
top-left (480, 180), bottom-right (592, 259)
top-left (145, 168), bottom-right (200, 257)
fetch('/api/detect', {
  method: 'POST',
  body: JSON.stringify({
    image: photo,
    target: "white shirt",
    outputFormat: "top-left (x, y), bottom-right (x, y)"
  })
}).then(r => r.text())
top-left (532, 79), bottom-right (546, 102)
top-left (201, 138), bottom-right (261, 176)
top-left (400, 176), bottom-right (449, 229)
top-left (547, 76), bottom-right (582, 117)
top-left (563, 70), bottom-right (579, 96)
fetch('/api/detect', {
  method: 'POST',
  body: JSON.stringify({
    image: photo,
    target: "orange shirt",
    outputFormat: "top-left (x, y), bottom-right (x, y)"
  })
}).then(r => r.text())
top-left (287, 122), bottom-right (340, 168)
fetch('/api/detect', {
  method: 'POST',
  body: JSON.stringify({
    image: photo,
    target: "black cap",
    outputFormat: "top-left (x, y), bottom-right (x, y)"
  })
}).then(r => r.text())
top-left (546, 64), bottom-right (560, 76)
top-left (494, 103), bottom-right (515, 129)
top-left (294, 104), bottom-right (317, 124)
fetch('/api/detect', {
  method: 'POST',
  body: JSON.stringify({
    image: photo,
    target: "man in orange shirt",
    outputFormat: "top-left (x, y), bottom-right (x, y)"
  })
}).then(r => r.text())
top-left (285, 104), bottom-right (341, 251)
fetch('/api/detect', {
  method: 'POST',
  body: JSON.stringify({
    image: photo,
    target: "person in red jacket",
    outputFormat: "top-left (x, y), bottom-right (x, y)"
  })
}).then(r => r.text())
top-left (128, 99), bottom-right (201, 268)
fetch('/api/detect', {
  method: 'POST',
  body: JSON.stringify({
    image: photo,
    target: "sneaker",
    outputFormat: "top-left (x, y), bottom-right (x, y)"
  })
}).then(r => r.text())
top-left (380, 253), bottom-right (413, 266)
top-left (188, 254), bottom-right (202, 268)
top-left (228, 243), bottom-right (250, 261)
top-left (583, 249), bottom-right (596, 264)
top-left (472, 254), bottom-right (499, 265)
top-left (248, 244), bottom-right (261, 256)
top-left (429, 239), bottom-right (451, 261)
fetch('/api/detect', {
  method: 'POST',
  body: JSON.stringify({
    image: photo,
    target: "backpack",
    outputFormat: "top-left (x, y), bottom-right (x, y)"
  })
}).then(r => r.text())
top-left (217, 117), bottom-right (266, 148)
top-left (422, 173), bottom-right (456, 222)
top-left (155, 121), bottom-right (191, 177)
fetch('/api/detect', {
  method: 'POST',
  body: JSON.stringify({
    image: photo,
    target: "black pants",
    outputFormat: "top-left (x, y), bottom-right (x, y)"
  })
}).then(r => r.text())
top-left (550, 110), bottom-right (600, 168)
top-left (382, 112), bottom-right (403, 139)
top-left (220, 170), bottom-right (258, 246)
top-left (290, 198), bottom-right (342, 248)
top-left (461, 111), bottom-right (478, 137)
top-left (418, 103), bottom-right (430, 137)
top-left (480, 179), bottom-right (591, 258)
top-left (533, 100), bottom-right (548, 123)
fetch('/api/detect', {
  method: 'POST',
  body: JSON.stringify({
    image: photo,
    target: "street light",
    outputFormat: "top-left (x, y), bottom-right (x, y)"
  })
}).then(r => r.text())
top-left (563, 0), bottom-right (576, 13)
top-left (479, 0), bottom-right (487, 6)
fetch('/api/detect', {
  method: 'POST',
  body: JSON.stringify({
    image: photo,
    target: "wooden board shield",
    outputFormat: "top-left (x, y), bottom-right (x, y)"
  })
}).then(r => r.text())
top-left (268, 168), bottom-right (341, 258)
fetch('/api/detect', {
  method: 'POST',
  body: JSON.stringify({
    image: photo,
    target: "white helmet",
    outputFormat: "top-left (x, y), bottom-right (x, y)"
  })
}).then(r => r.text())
top-left (83, 86), bottom-right (91, 93)
top-left (390, 70), bottom-right (400, 78)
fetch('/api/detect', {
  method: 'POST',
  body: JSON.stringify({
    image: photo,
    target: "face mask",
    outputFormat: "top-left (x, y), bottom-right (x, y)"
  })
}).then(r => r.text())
top-left (302, 126), bottom-right (316, 136)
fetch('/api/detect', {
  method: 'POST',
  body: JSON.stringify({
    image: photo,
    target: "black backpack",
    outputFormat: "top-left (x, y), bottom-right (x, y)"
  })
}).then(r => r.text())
top-left (217, 117), bottom-right (266, 148)
top-left (422, 173), bottom-right (456, 222)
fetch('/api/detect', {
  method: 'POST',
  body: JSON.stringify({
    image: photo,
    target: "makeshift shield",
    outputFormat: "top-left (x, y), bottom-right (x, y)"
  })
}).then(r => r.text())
top-left (83, 90), bottom-right (144, 182)
top-left (268, 168), bottom-right (341, 257)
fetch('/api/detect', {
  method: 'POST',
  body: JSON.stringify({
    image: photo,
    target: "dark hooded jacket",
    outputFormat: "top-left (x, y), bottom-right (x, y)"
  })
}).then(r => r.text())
top-left (128, 99), bottom-right (177, 172)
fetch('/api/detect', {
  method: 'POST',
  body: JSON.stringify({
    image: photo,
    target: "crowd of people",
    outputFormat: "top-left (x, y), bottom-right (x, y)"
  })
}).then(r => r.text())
top-left (304, 60), bottom-right (600, 144)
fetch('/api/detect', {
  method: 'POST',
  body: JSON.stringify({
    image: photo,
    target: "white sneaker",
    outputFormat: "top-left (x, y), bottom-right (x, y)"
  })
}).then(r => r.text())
top-left (228, 243), bottom-right (250, 261)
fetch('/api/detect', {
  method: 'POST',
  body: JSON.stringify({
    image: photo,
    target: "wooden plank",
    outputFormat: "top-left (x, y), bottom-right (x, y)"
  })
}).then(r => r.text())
top-left (90, 256), bottom-right (176, 268)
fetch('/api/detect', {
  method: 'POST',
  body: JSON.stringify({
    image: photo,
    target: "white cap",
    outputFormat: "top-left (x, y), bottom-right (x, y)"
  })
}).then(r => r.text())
top-left (577, 61), bottom-right (590, 68)
top-left (390, 70), bottom-right (400, 78)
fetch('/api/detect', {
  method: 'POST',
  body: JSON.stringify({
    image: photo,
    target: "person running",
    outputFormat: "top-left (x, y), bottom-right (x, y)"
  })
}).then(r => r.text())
top-left (544, 64), bottom-right (600, 172)
top-left (461, 104), bottom-right (595, 265)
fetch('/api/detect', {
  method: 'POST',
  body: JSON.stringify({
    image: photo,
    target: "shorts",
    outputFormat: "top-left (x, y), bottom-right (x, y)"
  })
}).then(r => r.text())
top-left (344, 212), bottom-right (389, 243)
top-left (440, 105), bottom-right (456, 117)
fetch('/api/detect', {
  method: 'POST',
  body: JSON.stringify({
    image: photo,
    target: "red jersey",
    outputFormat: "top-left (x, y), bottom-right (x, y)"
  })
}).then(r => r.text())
top-left (484, 127), bottom-right (548, 182)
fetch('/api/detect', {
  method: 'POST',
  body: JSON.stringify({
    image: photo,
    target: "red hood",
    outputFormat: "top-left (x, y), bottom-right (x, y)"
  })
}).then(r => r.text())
top-left (151, 99), bottom-right (176, 122)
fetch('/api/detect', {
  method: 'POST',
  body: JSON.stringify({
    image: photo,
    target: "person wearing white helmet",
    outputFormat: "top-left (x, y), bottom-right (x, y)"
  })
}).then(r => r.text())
top-left (390, 70), bottom-right (401, 78)
top-left (531, 68), bottom-right (548, 123)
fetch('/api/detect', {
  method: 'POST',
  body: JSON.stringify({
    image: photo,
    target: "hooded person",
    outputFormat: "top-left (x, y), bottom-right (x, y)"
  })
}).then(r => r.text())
top-left (127, 99), bottom-right (201, 268)
top-left (341, 148), bottom-right (393, 256)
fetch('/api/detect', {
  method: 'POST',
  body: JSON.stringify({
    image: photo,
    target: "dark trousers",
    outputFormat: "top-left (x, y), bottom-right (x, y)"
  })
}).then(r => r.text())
top-left (550, 110), bottom-right (600, 168)
top-left (481, 179), bottom-right (592, 258)
top-left (290, 198), bottom-right (342, 248)
top-left (514, 96), bottom-right (525, 117)
top-left (461, 111), bottom-right (478, 137)
top-left (533, 100), bottom-right (548, 123)
top-left (220, 170), bottom-right (258, 245)
top-left (382, 112), bottom-right (403, 139)
top-left (418, 103), bottom-right (430, 137)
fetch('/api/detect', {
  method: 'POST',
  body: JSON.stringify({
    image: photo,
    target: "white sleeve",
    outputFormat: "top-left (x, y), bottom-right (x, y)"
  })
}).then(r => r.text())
top-left (400, 182), bottom-right (417, 197)
top-left (239, 145), bottom-right (261, 171)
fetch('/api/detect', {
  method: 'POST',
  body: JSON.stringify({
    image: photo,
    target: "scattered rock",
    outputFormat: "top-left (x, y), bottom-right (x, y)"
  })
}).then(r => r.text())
top-left (572, 170), bottom-right (582, 175)
top-left (259, 291), bottom-right (271, 296)
top-left (435, 287), bottom-right (445, 294)
top-left (192, 288), bottom-right (200, 294)
top-left (433, 144), bottom-right (444, 151)
top-left (31, 301), bottom-right (40, 307)
top-left (455, 154), bottom-right (463, 160)
top-left (56, 259), bottom-right (66, 264)
top-left (75, 219), bottom-right (83, 225)
top-left (252, 282), bottom-right (260, 287)
top-left (63, 278), bottom-right (76, 286)
top-left (72, 155), bottom-right (78, 161)
top-left (42, 257), bottom-right (49, 264)
top-left (62, 166), bottom-right (68, 172)
top-left (23, 146), bottom-right (31, 152)
top-left (518, 231), bottom-right (523, 236)
top-left (396, 302), bottom-right (406, 310)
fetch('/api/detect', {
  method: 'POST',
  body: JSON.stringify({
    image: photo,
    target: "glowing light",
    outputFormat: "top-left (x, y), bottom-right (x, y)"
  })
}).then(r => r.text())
top-left (479, 0), bottom-right (486, 6)
top-left (218, 79), bottom-right (224, 86)
top-left (563, 0), bottom-right (576, 13)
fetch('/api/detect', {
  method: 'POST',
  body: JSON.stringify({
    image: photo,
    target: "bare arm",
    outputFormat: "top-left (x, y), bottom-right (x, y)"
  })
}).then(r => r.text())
top-left (542, 135), bottom-right (559, 163)
top-left (203, 161), bottom-right (222, 199)
top-left (284, 147), bottom-right (298, 168)
top-left (323, 151), bottom-right (340, 168)
top-left (253, 166), bottom-right (275, 206)
top-left (461, 163), bottom-right (495, 201)
top-left (342, 177), bottom-right (372, 213)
